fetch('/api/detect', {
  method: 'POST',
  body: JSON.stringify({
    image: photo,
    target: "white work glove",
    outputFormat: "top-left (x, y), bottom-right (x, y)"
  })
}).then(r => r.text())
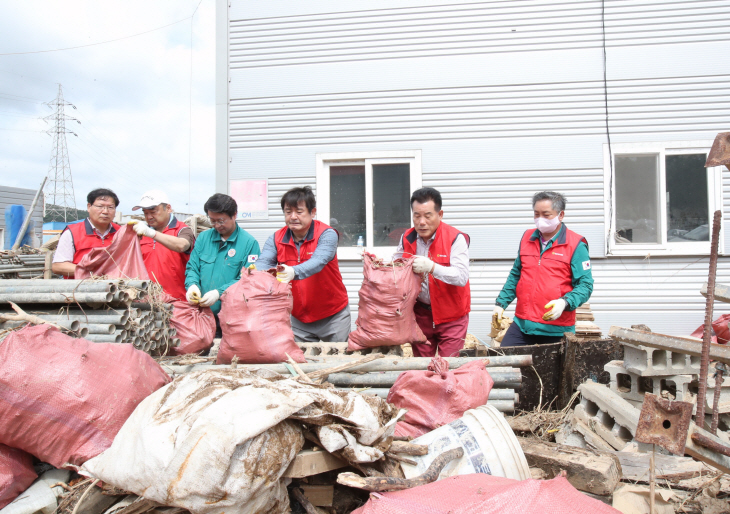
top-left (198, 289), bottom-right (220, 308)
top-left (277, 264), bottom-right (296, 284)
top-left (186, 285), bottom-right (201, 305)
top-left (132, 220), bottom-right (156, 238)
top-left (412, 256), bottom-right (435, 274)
top-left (543, 298), bottom-right (567, 321)
top-left (492, 305), bottom-right (505, 323)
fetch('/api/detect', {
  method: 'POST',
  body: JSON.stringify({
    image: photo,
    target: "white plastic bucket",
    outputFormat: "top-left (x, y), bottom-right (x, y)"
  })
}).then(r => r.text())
top-left (400, 404), bottom-right (531, 481)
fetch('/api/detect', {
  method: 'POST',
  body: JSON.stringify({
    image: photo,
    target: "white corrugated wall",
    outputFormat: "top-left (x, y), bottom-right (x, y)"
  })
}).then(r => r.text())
top-left (219, 0), bottom-right (730, 337)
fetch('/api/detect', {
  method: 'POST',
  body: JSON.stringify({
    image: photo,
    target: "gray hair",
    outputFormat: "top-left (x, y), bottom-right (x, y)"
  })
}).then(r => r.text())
top-left (532, 191), bottom-right (566, 212)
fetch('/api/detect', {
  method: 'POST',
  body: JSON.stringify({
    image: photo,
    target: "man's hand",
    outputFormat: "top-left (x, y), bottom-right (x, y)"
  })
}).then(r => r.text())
top-left (543, 299), bottom-right (567, 321)
top-left (199, 289), bottom-right (220, 308)
top-left (132, 221), bottom-right (156, 238)
top-left (186, 284), bottom-right (201, 305)
top-left (492, 305), bottom-right (505, 323)
top-left (277, 265), bottom-right (295, 284)
top-left (412, 256), bottom-right (435, 274)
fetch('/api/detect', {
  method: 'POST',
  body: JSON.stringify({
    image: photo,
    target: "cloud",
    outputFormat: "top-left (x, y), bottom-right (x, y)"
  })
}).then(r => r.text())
top-left (0, 0), bottom-right (216, 216)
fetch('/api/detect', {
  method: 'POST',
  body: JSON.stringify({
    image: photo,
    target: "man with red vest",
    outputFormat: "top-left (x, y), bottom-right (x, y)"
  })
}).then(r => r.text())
top-left (494, 191), bottom-right (594, 347)
top-left (130, 190), bottom-right (196, 300)
top-left (52, 188), bottom-right (121, 277)
top-left (396, 187), bottom-right (471, 357)
top-left (256, 186), bottom-right (351, 342)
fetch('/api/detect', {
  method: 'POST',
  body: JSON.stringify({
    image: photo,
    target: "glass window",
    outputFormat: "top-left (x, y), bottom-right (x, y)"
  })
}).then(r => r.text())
top-left (666, 154), bottom-right (709, 242)
top-left (330, 165), bottom-right (365, 246)
top-left (372, 164), bottom-right (411, 247)
top-left (615, 155), bottom-right (659, 244)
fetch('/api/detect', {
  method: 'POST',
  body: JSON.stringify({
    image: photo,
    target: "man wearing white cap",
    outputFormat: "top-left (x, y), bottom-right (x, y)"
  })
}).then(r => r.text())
top-left (132, 190), bottom-right (195, 300)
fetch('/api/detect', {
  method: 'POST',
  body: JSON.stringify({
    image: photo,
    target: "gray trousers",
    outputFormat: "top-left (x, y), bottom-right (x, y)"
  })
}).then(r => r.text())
top-left (291, 305), bottom-right (352, 342)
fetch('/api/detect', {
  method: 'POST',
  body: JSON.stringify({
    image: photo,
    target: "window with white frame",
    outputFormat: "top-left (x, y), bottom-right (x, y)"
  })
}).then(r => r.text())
top-left (605, 141), bottom-right (722, 255)
top-left (316, 151), bottom-right (422, 259)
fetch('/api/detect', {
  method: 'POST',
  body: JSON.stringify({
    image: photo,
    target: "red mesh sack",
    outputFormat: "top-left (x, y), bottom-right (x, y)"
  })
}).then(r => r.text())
top-left (0, 444), bottom-right (37, 509)
top-left (387, 357), bottom-right (493, 438)
top-left (216, 268), bottom-right (305, 364)
top-left (75, 224), bottom-right (149, 280)
top-left (168, 301), bottom-right (216, 356)
top-left (690, 313), bottom-right (730, 344)
top-left (348, 253), bottom-right (426, 351)
top-left (352, 474), bottom-right (621, 514)
top-left (0, 325), bottom-right (171, 468)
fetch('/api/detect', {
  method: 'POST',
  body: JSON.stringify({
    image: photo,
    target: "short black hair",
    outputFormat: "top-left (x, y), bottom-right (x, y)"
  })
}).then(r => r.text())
top-left (410, 187), bottom-right (442, 211)
top-left (87, 188), bottom-right (119, 207)
top-left (281, 186), bottom-right (316, 213)
top-left (204, 193), bottom-right (237, 217)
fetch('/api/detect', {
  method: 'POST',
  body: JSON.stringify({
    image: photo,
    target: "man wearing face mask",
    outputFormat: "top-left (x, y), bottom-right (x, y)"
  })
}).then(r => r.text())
top-left (494, 191), bottom-right (593, 347)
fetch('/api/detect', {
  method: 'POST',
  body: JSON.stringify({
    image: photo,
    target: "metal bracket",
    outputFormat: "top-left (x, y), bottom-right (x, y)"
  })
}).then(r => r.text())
top-left (635, 393), bottom-right (693, 456)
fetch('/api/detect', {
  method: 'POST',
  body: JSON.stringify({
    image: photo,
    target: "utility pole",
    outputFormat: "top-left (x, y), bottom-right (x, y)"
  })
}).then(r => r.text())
top-left (43, 84), bottom-right (78, 223)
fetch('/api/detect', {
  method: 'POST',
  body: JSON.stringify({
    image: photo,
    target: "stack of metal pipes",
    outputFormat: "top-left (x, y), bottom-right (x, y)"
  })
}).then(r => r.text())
top-left (0, 253), bottom-right (46, 279)
top-left (0, 279), bottom-right (179, 354)
top-left (163, 355), bottom-right (530, 413)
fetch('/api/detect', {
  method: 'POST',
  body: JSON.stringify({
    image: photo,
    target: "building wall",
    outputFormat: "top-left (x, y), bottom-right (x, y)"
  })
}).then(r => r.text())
top-left (0, 186), bottom-right (43, 249)
top-left (218, 0), bottom-right (730, 337)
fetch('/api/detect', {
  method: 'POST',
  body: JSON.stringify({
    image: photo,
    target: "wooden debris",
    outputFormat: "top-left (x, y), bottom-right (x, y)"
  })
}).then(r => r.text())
top-left (389, 440), bottom-right (429, 456)
top-left (336, 448), bottom-right (463, 492)
top-left (517, 437), bottom-right (621, 496)
top-left (72, 481), bottom-right (120, 514)
top-left (299, 485), bottom-right (334, 507)
top-left (306, 353), bottom-right (384, 382)
top-left (384, 452), bottom-right (417, 465)
top-left (612, 451), bottom-right (705, 483)
top-left (283, 449), bottom-right (347, 478)
top-left (381, 457), bottom-right (405, 479)
top-left (291, 487), bottom-right (326, 514)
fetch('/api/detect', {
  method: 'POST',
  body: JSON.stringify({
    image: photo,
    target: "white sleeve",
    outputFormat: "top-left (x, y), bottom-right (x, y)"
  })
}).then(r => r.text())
top-left (431, 234), bottom-right (469, 287)
top-left (52, 230), bottom-right (76, 263)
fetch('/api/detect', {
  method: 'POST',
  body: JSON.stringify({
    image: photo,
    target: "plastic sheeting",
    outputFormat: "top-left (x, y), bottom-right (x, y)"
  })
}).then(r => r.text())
top-left (168, 301), bottom-right (216, 356)
top-left (74, 224), bottom-right (149, 280)
top-left (0, 325), bottom-right (170, 468)
top-left (348, 254), bottom-right (426, 351)
top-left (0, 444), bottom-right (36, 510)
top-left (387, 357), bottom-right (494, 438)
top-left (352, 474), bottom-right (621, 514)
top-left (216, 268), bottom-right (305, 364)
top-left (81, 369), bottom-right (403, 514)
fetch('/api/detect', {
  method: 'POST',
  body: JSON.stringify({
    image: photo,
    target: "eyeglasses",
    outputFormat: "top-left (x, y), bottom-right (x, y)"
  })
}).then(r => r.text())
top-left (209, 218), bottom-right (230, 226)
top-left (92, 204), bottom-right (116, 212)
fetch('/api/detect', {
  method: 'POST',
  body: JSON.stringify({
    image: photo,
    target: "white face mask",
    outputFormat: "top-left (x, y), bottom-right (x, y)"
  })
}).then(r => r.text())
top-left (535, 215), bottom-right (561, 235)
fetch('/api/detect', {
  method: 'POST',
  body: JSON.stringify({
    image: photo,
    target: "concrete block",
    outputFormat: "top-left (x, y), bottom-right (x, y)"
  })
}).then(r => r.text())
top-left (575, 381), bottom-right (641, 451)
top-left (622, 342), bottom-right (701, 376)
top-left (604, 360), bottom-right (697, 404)
top-left (703, 374), bottom-right (730, 414)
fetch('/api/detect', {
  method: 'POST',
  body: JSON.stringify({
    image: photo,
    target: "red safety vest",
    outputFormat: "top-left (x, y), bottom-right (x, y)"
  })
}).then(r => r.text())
top-left (140, 217), bottom-right (191, 301)
top-left (514, 226), bottom-right (587, 327)
top-left (274, 220), bottom-right (349, 323)
top-left (402, 222), bottom-right (471, 325)
top-left (63, 219), bottom-right (120, 264)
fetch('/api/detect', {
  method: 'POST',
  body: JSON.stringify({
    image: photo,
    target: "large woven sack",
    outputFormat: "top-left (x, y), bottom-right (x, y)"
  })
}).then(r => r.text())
top-left (0, 444), bottom-right (37, 509)
top-left (352, 474), bottom-right (621, 514)
top-left (168, 301), bottom-right (216, 355)
top-left (0, 325), bottom-right (170, 468)
top-left (690, 313), bottom-right (730, 344)
top-left (348, 253), bottom-right (426, 351)
top-left (387, 357), bottom-right (493, 438)
top-left (216, 268), bottom-right (305, 364)
top-left (75, 224), bottom-right (149, 280)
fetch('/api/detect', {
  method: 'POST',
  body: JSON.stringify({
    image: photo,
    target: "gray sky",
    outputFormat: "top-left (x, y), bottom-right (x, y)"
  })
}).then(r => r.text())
top-left (0, 0), bottom-right (216, 217)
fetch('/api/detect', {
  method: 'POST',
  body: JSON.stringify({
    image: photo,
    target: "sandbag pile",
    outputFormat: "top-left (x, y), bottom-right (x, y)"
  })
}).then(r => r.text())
top-left (217, 267), bottom-right (305, 364)
top-left (388, 356), bottom-right (494, 438)
top-left (0, 324), bottom-right (170, 469)
top-left (81, 368), bottom-right (403, 514)
top-left (348, 253), bottom-right (426, 351)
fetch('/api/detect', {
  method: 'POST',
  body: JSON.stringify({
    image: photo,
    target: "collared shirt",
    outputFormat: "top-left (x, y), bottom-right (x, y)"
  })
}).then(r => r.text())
top-left (53, 218), bottom-right (115, 263)
top-left (395, 230), bottom-right (470, 304)
top-left (257, 225), bottom-right (338, 280)
top-left (495, 224), bottom-right (593, 336)
top-left (184, 224), bottom-right (260, 314)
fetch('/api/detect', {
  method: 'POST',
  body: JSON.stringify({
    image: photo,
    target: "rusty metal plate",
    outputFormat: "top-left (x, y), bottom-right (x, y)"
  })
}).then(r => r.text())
top-left (706, 132), bottom-right (730, 168)
top-left (635, 393), bottom-right (694, 456)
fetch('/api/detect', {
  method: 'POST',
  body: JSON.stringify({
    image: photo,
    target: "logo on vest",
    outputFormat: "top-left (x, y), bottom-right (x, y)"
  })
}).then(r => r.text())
top-left (552, 252), bottom-right (564, 256)
top-left (437, 254), bottom-right (447, 258)
top-left (582, 260), bottom-right (591, 270)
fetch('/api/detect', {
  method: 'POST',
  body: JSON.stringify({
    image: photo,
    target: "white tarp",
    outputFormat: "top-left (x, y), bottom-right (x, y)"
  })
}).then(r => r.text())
top-left (81, 368), bottom-right (402, 514)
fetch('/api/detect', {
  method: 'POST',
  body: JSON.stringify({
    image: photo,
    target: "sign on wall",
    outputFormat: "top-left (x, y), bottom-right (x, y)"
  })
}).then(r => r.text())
top-left (230, 179), bottom-right (268, 220)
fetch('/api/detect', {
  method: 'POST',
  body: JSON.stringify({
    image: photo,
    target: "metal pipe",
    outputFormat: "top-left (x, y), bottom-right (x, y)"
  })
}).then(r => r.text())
top-left (77, 327), bottom-right (89, 338)
top-left (697, 210), bottom-right (722, 426)
top-left (321, 370), bottom-right (521, 388)
top-left (0, 284), bottom-right (116, 294)
top-left (12, 176), bottom-right (47, 250)
top-left (0, 319), bottom-right (80, 332)
top-left (0, 279), bottom-right (118, 287)
top-left (0, 292), bottom-right (114, 303)
top-left (125, 280), bottom-right (149, 290)
top-left (85, 324), bottom-right (115, 334)
top-left (352, 388), bottom-right (516, 402)
top-left (84, 333), bottom-right (123, 343)
top-left (711, 363), bottom-right (726, 434)
top-left (0, 312), bottom-right (130, 325)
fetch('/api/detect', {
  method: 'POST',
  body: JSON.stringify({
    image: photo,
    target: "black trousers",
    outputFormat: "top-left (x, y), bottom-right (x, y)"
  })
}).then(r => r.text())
top-left (500, 322), bottom-right (564, 347)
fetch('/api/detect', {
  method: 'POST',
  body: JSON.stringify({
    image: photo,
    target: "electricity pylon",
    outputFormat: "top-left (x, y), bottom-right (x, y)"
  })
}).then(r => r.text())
top-left (43, 84), bottom-right (78, 222)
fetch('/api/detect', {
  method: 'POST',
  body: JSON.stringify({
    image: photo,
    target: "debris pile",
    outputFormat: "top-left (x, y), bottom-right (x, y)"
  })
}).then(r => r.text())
top-left (0, 250), bottom-right (48, 280)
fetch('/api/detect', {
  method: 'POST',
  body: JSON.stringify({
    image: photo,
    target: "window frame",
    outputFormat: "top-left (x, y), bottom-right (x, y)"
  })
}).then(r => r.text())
top-left (603, 140), bottom-right (723, 256)
top-left (316, 150), bottom-right (422, 260)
